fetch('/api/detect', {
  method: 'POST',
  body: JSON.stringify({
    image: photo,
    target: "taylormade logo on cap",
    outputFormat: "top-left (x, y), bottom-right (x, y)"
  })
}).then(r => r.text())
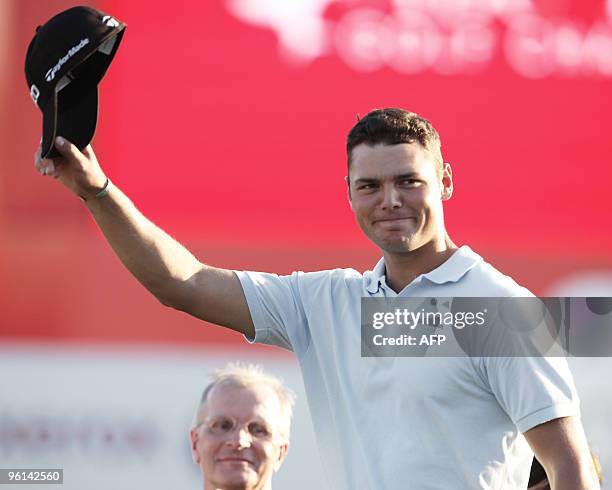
top-left (102, 15), bottom-right (120, 27)
top-left (30, 84), bottom-right (40, 104)
top-left (45, 38), bottom-right (90, 82)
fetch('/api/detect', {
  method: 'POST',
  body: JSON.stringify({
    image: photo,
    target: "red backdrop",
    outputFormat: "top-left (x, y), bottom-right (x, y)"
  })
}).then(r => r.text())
top-left (2, 0), bottom-right (611, 344)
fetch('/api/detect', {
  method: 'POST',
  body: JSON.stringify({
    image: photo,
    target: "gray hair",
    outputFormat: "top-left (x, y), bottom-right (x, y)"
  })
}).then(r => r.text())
top-left (192, 363), bottom-right (295, 441)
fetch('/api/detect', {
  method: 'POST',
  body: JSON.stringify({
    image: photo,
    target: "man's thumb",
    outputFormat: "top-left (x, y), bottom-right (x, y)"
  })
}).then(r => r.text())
top-left (54, 136), bottom-right (78, 158)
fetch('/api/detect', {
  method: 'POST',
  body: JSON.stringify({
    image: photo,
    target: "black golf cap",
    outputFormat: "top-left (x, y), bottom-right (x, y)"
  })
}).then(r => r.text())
top-left (25, 6), bottom-right (126, 158)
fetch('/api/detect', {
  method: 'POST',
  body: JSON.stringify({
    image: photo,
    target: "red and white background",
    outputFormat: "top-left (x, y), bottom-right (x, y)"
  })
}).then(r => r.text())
top-left (1, 0), bottom-right (612, 488)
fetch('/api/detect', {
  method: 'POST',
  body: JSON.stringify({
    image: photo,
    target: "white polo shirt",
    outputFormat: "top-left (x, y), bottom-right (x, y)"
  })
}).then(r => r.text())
top-left (235, 246), bottom-right (580, 490)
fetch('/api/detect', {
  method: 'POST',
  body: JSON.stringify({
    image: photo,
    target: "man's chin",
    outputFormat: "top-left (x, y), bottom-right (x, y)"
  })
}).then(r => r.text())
top-left (212, 473), bottom-right (256, 490)
top-left (376, 235), bottom-right (417, 253)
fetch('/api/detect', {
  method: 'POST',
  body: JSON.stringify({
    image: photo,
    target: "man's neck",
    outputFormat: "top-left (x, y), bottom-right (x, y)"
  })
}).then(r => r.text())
top-left (382, 235), bottom-right (458, 293)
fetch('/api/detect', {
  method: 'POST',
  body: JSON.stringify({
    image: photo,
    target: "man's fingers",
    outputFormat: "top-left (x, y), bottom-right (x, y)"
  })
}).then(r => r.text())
top-left (35, 137), bottom-right (99, 189)
top-left (34, 146), bottom-right (43, 172)
top-left (34, 145), bottom-right (59, 176)
top-left (54, 136), bottom-right (80, 160)
top-left (39, 157), bottom-right (55, 175)
top-left (44, 160), bottom-right (56, 175)
top-left (50, 160), bottom-right (63, 178)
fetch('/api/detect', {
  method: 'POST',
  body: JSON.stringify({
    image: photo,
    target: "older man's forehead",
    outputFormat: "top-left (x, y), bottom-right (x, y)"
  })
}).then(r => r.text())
top-left (204, 382), bottom-right (282, 419)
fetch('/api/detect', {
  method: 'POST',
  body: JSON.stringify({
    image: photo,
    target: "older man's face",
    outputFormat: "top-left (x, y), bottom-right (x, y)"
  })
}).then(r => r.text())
top-left (190, 383), bottom-right (288, 490)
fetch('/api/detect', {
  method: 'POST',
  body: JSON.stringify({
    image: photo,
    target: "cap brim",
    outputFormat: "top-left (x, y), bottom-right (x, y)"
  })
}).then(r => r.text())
top-left (41, 85), bottom-right (98, 159)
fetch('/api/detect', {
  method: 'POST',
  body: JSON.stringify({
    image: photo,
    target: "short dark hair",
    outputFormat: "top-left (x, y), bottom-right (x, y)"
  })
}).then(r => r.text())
top-left (346, 108), bottom-right (443, 172)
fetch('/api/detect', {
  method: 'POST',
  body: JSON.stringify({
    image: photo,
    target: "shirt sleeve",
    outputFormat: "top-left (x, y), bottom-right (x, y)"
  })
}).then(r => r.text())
top-left (234, 270), bottom-right (311, 355)
top-left (481, 355), bottom-right (581, 433)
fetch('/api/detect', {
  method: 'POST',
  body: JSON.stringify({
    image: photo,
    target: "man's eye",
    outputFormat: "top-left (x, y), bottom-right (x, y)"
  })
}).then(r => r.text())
top-left (210, 419), bottom-right (234, 433)
top-left (249, 423), bottom-right (270, 437)
top-left (358, 184), bottom-right (376, 190)
top-left (400, 179), bottom-right (420, 186)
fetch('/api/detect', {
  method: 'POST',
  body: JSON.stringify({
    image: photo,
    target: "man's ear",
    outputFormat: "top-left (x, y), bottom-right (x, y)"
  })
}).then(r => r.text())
top-left (345, 175), bottom-right (354, 210)
top-left (441, 162), bottom-right (453, 201)
top-left (273, 442), bottom-right (289, 472)
top-left (190, 428), bottom-right (201, 464)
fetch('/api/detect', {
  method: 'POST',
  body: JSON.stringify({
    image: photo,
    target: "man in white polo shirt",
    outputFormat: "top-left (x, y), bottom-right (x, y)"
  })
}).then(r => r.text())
top-left (37, 108), bottom-right (599, 489)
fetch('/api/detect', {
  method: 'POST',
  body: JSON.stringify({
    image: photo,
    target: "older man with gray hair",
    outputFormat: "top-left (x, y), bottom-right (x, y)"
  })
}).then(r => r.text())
top-left (190, 364), bottom-right (295, 490)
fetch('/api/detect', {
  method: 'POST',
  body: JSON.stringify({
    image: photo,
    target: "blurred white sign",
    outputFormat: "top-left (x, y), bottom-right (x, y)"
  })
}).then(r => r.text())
top-left (227, 0), bottom-right (612, 77)
top-left (0, 343), bottom-right (326, 490)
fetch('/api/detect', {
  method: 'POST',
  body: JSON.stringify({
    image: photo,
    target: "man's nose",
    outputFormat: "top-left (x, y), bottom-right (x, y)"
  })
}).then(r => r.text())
top-left (226, 428), bottom-right (252, 449)
top-left (380, 184), bottom-right (402, 209)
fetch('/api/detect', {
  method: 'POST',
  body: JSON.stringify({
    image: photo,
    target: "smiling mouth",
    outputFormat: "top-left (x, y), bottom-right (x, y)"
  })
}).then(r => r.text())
top-left (218, 457), bottom-right (254, 465)
top-left (374, 217), bottom-right (415, 223)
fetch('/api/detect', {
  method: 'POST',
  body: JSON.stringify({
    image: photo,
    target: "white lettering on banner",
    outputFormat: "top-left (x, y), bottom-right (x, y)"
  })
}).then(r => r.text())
top-left (504, 14), bottom-right (612, 78)
top-left (226, 0), bottom-right (612, 78)
top-left (45, 38), bottom-right (90, 82)
top-left (226, 0), bottom-right (331, 61)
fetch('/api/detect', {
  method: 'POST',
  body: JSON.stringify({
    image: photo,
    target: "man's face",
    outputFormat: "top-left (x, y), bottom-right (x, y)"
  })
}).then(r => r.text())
top-left (190, 383), bottom-right (288, 490)
top-left (347, 143), bottom-right (452, 254)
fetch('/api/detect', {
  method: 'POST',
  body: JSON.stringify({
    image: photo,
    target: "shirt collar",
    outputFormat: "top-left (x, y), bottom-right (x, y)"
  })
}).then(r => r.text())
top-left (366, 257), bottom-right (387, 294)
top-left (365, 245), bottom-right (482, 294)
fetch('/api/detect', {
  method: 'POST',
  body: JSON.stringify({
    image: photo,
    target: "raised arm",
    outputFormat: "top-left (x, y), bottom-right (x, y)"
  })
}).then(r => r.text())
top-left (35, 136), bottom-right (254, 338)
top-left (524, 416), bottom-right (600, 490)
